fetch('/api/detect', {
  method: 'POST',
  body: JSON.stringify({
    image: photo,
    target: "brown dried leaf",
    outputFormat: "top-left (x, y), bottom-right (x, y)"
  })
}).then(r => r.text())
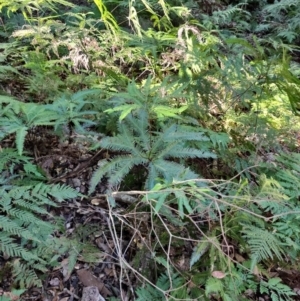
top-left (211, 271), bottom-right (226, 279)
top-left (49, 278), bottom-right (60, 287)
top-left (77, 269), bottom-right (111, 297)
top-left (61, 258), bottom-right (72, 282)
top-left (235, 253), bottom-right (245, 263)
top-left (91, 198), bottom-right (101, 205)
top-left (252, 265), bottom-right (260, 276)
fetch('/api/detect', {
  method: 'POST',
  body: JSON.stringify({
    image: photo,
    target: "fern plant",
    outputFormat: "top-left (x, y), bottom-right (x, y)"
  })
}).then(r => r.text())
top-left (259, 278), bottom-right (296, 301)
top-left (257, 0), bottom-right (300, 44)
top-left (0, 148), bottom-right (80, 287)
top-left (105, 76), bottom-right (188, 121)
top-left (89, 111), bottom-right (216, 194)
top-left (136, 272), bottom-right (191, 301)
top-left (45, 89), bottom-right (100, 137)
top-left (180, 173), bottom-right (300, 301)
top-left (0, 96), bottom-right (58, 155)
top-left (0, 90), bottom-right (101, 155)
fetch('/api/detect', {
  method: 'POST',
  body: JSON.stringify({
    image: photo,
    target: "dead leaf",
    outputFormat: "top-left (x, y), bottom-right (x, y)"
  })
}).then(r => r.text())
top-left (49, 278), bottom-right (60, 287)
top-left (104, 268), bottom-right (114, 277)
top-left (61, 258), bottom-right (72, 282)
top-left (252, 265), bottom-right (260, 276)
top-left (91, 198), bottom-right (101, 205)
top-left (235, 253), bottom-right (245, 263)
top-left (211, 271), bottom-right (226, 279)
top-left (82, 286), bottom-right (105, 301)
top-left (77, 269), bottom-right (111, 297)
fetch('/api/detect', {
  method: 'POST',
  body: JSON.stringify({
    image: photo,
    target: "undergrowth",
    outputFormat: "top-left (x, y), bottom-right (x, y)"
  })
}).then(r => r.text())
top-left (0, 0), bottom-right (300, 300)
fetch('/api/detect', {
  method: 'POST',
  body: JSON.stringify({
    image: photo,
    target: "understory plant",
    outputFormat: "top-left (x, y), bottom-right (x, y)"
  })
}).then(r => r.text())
top-left (0, 148), bottom-right (79, 287)
top-left (1, 0), bottom-right (300, 300)
top-left (89, 109), bottom-right (218, 195)
top-left (130, 171), bottom-right (299, 301)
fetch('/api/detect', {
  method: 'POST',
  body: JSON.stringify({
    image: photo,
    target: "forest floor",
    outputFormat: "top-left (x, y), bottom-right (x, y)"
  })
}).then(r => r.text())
top-left (1, 129), bottom-right (300, 301)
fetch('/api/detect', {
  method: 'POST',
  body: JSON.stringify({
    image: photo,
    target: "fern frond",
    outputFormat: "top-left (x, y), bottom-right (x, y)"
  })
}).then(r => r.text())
top-left (15, 127), bottom-right (28, 155)
top-left (107, 155), bottom-right (147, 186)
top-left (13, 199), bottom-right (50, 215)
top-left (12, 260), bottom-right (42, 288)
top-left (153, 160), bottom-right (199, 183)
top-left (163, 124), bottom-right (210, 142)
top-left (0, 233), bottom-right (40, 260)
top-left (242, 225), bottom-right (284, 269)
top-left (90, 155), bottom-right (147, 192)
top-left (260, 278), bottom-right (296, 301)
top-left (100, 134), bottom-right (141, 154)
top-left (0, 216), bottom-right (37, 241)
top-left (46, 183), bottom-right (80, 201)
top-left (5, 207), bottom-right (50, 227)
top-left (0, 148), bottom-right (34, 175)
top-left (89, 159), bottom-right (111, 194)
top-left (125, 111), bottom-right (150, 146)
top-left (136, 272), bottom-right (186, 301)
top-left (166, 146), bottom-right (217, 159)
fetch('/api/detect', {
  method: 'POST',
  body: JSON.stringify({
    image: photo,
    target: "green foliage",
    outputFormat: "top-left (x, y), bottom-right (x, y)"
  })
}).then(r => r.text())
top-left (0, 0), bottom-right (75, 18)
top-left (147, 179), bottom-right (212, 218)
top-left (89, 111), bottom-right (216, 194)
top-left (0, 289), bottom-right (26, 301)
top-left (0, 148), bottom-right (80, 287)
top-left (136, 272), bottom-right (190, 301)
top-left (242, 225), bottom-right (285, 270)
top-left (92, 0), bottom-right (119, 34)
top-left (259, 0), bottom-right (300, 44)
top-left (1, 0), bottom-right (300, 298)
top-left (267, 152), bottom-right (300, 199)
top-left (105, 77), bottom-right (188, 121)
top-left (0, 89), bottom-right (102, 154)
top-left (259, 278), bottom-right (296, 301)
top-left (0, 96), bottom-right (58, 155)
top-left (46, 89), bottom-right (100, 135)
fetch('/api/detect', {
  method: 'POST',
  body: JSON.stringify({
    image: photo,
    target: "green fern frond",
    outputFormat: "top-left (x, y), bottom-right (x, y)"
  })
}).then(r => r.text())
top-left (12, 260), bottom-right (42, 288)
top-left (0, 148), bottom-right (30, 171)
top-left (100, 134), bottom-right (142, 154)
top-left (262, 152), bottom-right (300, 199)
top-left (15, 127), bottom-right (28, 156)
top-left (0, 148), bottom-right (81, 287)
top-left (89, 159), bottom-right (111, 194)
top-left (5, 207), bottom-right (50, 227)
top-left (166, 146), bottom-right (216, 159)
top-left (106, 77), bottom-right (187, 121)
top-left (263, 0), bottom-right (298, 13)
top-left (90, 113), bottom-right (216, 193)
top-left (136, 272), bottom-right (187, 301)
top-left (242, 225), bottom-right (284, 269)
top-left (0, 101), bottom-right (58, 155)
top-left (260, 278), bottom-right (296, 301)
top-left (90, 155), bottom-right (147, 193)
top-left (13, 199), bottom-right (50, 215)
top-left (149, 160), bottom-right (200, 185)
top-left (0, 216), bottom-right (37, 241)
top-left (205, 277), bottom-right (224, 297)
top-left (0, 233), bottom-right (40, 260)
top-left (47, 90), bottom-right (99, 133)
top-left (46, 183), bottom-right (80, 201)
top-left (107, 155), bottom-right (147, 186)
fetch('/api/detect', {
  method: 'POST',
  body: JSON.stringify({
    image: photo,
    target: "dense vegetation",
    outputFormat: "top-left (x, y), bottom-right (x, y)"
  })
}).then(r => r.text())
top-left (0, 0), bottom-right (300, 300)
